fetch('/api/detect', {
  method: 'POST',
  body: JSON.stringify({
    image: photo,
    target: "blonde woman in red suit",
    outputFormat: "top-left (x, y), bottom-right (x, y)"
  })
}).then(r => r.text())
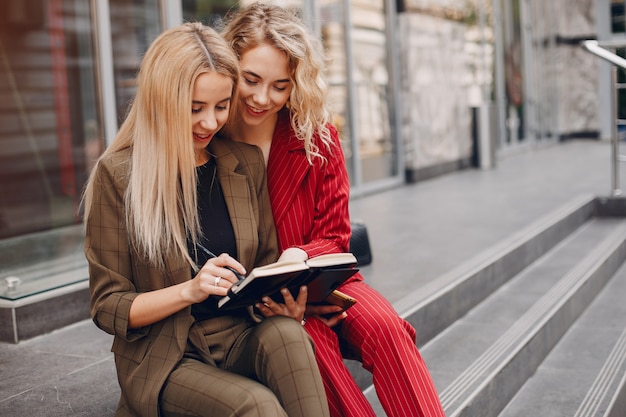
top-left (221, 4), bottom-right (445, 417)
top-left (82, 22), bottom-right (329, 417)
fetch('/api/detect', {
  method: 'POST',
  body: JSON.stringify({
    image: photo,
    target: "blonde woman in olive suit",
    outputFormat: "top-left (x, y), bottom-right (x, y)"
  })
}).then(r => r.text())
top-left (82, 23), bottom-right (329, 417)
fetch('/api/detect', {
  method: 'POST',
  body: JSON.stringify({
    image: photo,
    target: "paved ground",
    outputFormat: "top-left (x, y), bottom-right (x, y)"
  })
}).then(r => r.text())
top-left (1, 139), bottom-right (624, 416)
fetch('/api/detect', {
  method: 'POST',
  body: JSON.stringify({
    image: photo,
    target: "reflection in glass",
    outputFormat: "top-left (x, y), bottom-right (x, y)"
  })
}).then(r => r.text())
top-left (182, 0), bottom-right (238, 27)
top-left (0, 0), bottom-right (101, 239)
top-left (346, 0), bottom-right (396, 184)
top-left (320, 0), bottom-right (397, 185)
top-left (109, 0), bottom-right (161, 124)
top-left (0, 0), bottom-right (101, 298)
top-left (501, 0), bottom-right (525, 144)
top-left (320, 1), bottom-right (354, 182)
top-left (351, 1), bottom-right (391, 182)
top-left (612, 0), bottom-right (625, 33)
top-left (527, 0), bottom-right (557, 141)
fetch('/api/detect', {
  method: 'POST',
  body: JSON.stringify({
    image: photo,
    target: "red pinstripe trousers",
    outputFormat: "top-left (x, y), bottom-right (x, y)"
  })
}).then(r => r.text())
top-left (304, 280), bottom-right (445, 417)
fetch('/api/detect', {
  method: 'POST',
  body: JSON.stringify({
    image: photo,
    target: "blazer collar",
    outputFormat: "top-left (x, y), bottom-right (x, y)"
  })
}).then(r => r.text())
top-left (145, 139), bottom-right (254, 285)
top-left (208, 137), bottom-right (258, 271)
top-left (209, 136), bottom-right (240, 172)
top-left (267, 110), bottom-right (311, 228)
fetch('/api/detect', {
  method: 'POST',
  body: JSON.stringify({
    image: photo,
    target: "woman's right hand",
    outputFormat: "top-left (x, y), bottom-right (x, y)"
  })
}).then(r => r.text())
top-left (183, 253), bottom-right (246, 304)
top-left (129, 253), bottom-right (246, 329)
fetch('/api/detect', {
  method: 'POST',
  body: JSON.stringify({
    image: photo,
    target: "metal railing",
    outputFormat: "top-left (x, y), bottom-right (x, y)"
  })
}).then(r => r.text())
top-left (582, 40), bottom-right (626, 197)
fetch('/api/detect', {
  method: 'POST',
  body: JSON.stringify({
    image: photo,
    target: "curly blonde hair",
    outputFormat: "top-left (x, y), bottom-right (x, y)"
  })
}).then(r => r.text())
top-left (83, 22), bottom-right (239, 269)
top-left (221, 2), bottom-right (333, 162)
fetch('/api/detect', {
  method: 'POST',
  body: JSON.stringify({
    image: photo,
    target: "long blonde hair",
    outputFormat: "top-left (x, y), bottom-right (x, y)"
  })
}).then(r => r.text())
top-left (221, 2), bottom-right (333, 162)
top-left (82, 22), bottom-right (240, 269)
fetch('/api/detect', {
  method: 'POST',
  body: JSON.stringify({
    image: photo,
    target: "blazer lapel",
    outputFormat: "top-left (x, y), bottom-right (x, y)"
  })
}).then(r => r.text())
top-left (210, 139), bottom-right (258, 272)
top-left (267, 112), bottom-right (310, 228)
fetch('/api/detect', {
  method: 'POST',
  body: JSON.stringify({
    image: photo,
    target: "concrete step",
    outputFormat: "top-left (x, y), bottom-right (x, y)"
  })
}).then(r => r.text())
top-left (497, 258), bottom-right (626, 417)
top-left (396, 193), bottom-right (598, 349)
top-left (0, 320), bottom-right (117, 417)
top-left (427, 217), bottom-right (626, 417)
top-left (348, 194), bottom-right (598, 392)
top-left (365, 214), bottom-right (626, 416)
top-left (362, 208), bottom-right (626, 415)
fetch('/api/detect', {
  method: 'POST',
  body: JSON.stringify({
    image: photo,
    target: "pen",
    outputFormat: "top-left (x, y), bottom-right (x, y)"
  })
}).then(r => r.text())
top-left (196, 243), bottom-right (245, 282)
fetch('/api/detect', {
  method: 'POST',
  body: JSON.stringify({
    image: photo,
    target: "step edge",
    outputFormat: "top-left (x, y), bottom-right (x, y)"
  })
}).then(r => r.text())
top-left (398, 193), bottom-right (596, 346)
top-left (443, 224), bottom-right (626, 417)
top-left (574, 327), bottom-right (626, 417)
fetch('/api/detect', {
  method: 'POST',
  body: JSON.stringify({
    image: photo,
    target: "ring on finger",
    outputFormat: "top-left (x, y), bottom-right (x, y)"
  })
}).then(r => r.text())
top-left (214, 276), bottom-right (221, 286)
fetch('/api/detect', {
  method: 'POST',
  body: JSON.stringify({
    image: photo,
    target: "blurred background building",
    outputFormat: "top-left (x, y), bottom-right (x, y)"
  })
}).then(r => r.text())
top-left (0, 0), bottom-right (621, 335)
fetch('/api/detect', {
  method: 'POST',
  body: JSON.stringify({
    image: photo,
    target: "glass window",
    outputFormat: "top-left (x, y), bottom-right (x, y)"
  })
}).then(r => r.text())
top-left (0, 0), bottom-right (102, 299)
top-left (498, 0), bottom-right (525, 145)
top-left (319, 1), bottom-right (354, 182)
top-left (109, 0), bottom-right (162, 124)
top-left (182, 0), bottom-right (238, 26)
top-left (612, 0), bottom-right (625, 33)
top-left (609, 2), bottom-right (626, 136)
top-left (348, 0), bottom-right (397, 184)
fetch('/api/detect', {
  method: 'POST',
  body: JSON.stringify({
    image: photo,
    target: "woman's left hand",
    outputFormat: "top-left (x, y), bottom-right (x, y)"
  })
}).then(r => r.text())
top-left (255, 286), bottom-right (307, 322)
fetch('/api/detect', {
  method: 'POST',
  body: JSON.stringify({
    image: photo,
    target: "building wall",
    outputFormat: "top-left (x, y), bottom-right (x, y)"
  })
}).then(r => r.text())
top-left (398, 1), bottom-right (481, 180)
top-left (398, 0), bottom-right (602, 184)
top-left (551, 0), bottom-right (600, 138)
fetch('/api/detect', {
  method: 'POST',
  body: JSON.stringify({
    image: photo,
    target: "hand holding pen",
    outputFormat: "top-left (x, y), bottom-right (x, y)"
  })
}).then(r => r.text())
top-left (183, 244), bottom-right (246, 303)
top-left (196, 243), bottom-right (246, 283)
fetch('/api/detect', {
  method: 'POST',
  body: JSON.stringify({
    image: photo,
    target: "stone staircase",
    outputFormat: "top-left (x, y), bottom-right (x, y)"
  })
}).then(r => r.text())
top-left (354, 195), bottom-right (626, 417)
top-left (2, 193), bottom-right (625, 417)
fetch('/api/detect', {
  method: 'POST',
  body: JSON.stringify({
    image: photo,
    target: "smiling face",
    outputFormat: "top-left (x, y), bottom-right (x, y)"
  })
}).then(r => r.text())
top-left (237, 43), bottom-right (293, 131)
top-left (192, 71), bottom-right (233, 160)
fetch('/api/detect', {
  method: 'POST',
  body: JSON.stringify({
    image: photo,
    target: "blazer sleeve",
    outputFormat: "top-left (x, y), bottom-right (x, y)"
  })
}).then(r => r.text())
top-left (297, 125), bottom-right (352, 258)
top-left (84, 154), bottom-right (146, 341)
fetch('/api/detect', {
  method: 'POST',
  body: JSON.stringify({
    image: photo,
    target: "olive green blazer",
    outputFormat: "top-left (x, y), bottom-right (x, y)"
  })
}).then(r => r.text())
top-left (85, 137), bottom-right (278, 417)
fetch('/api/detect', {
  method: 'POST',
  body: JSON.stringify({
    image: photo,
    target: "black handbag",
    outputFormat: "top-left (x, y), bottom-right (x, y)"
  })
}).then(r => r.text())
top-left (349, 221), bottom-right (372, 266)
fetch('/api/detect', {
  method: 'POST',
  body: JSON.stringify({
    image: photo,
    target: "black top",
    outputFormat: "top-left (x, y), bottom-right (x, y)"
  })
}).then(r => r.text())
top-left (190, 157), bottom-right (238, 320)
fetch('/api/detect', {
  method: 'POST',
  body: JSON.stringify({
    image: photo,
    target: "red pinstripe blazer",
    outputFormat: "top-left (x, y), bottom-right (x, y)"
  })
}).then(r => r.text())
top-left (267, 110), bottom-right (362, 284)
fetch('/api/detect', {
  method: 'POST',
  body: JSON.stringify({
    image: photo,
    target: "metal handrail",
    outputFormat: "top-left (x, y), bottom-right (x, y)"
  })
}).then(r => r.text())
top-left (582, 40), bottom-right (625, 196)
top-left (582, 40), bottom-right (626, 69)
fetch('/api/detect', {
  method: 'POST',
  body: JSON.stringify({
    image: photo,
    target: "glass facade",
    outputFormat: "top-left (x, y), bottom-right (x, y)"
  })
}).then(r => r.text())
top-left (0, 0), bottom-right (612, 302)
top-left (611, 1), bottom-right (626, 124)
top-left (0, 0), bottom-right (401, 300)
top-left (493, 0), bottom-right (564, 149)
top-left (612, 0), bottom-right (625, 32)
top-left (496, 0), bottom-right (525, 146)
top-left (0, 0), bottom-right (100, 299)
top-left (182, 0), bottom-right (239, 26)
top-left (0, 1), bottom-right (100, 239)
top-left (109, 0), bottom-right (162, 125)
top-left (345, 0), bottom-right (399, 185)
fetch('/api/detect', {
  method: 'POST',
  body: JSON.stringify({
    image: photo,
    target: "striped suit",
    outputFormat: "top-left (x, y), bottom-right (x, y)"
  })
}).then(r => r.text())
top-left (267, 110), bottom-right (445, 417)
